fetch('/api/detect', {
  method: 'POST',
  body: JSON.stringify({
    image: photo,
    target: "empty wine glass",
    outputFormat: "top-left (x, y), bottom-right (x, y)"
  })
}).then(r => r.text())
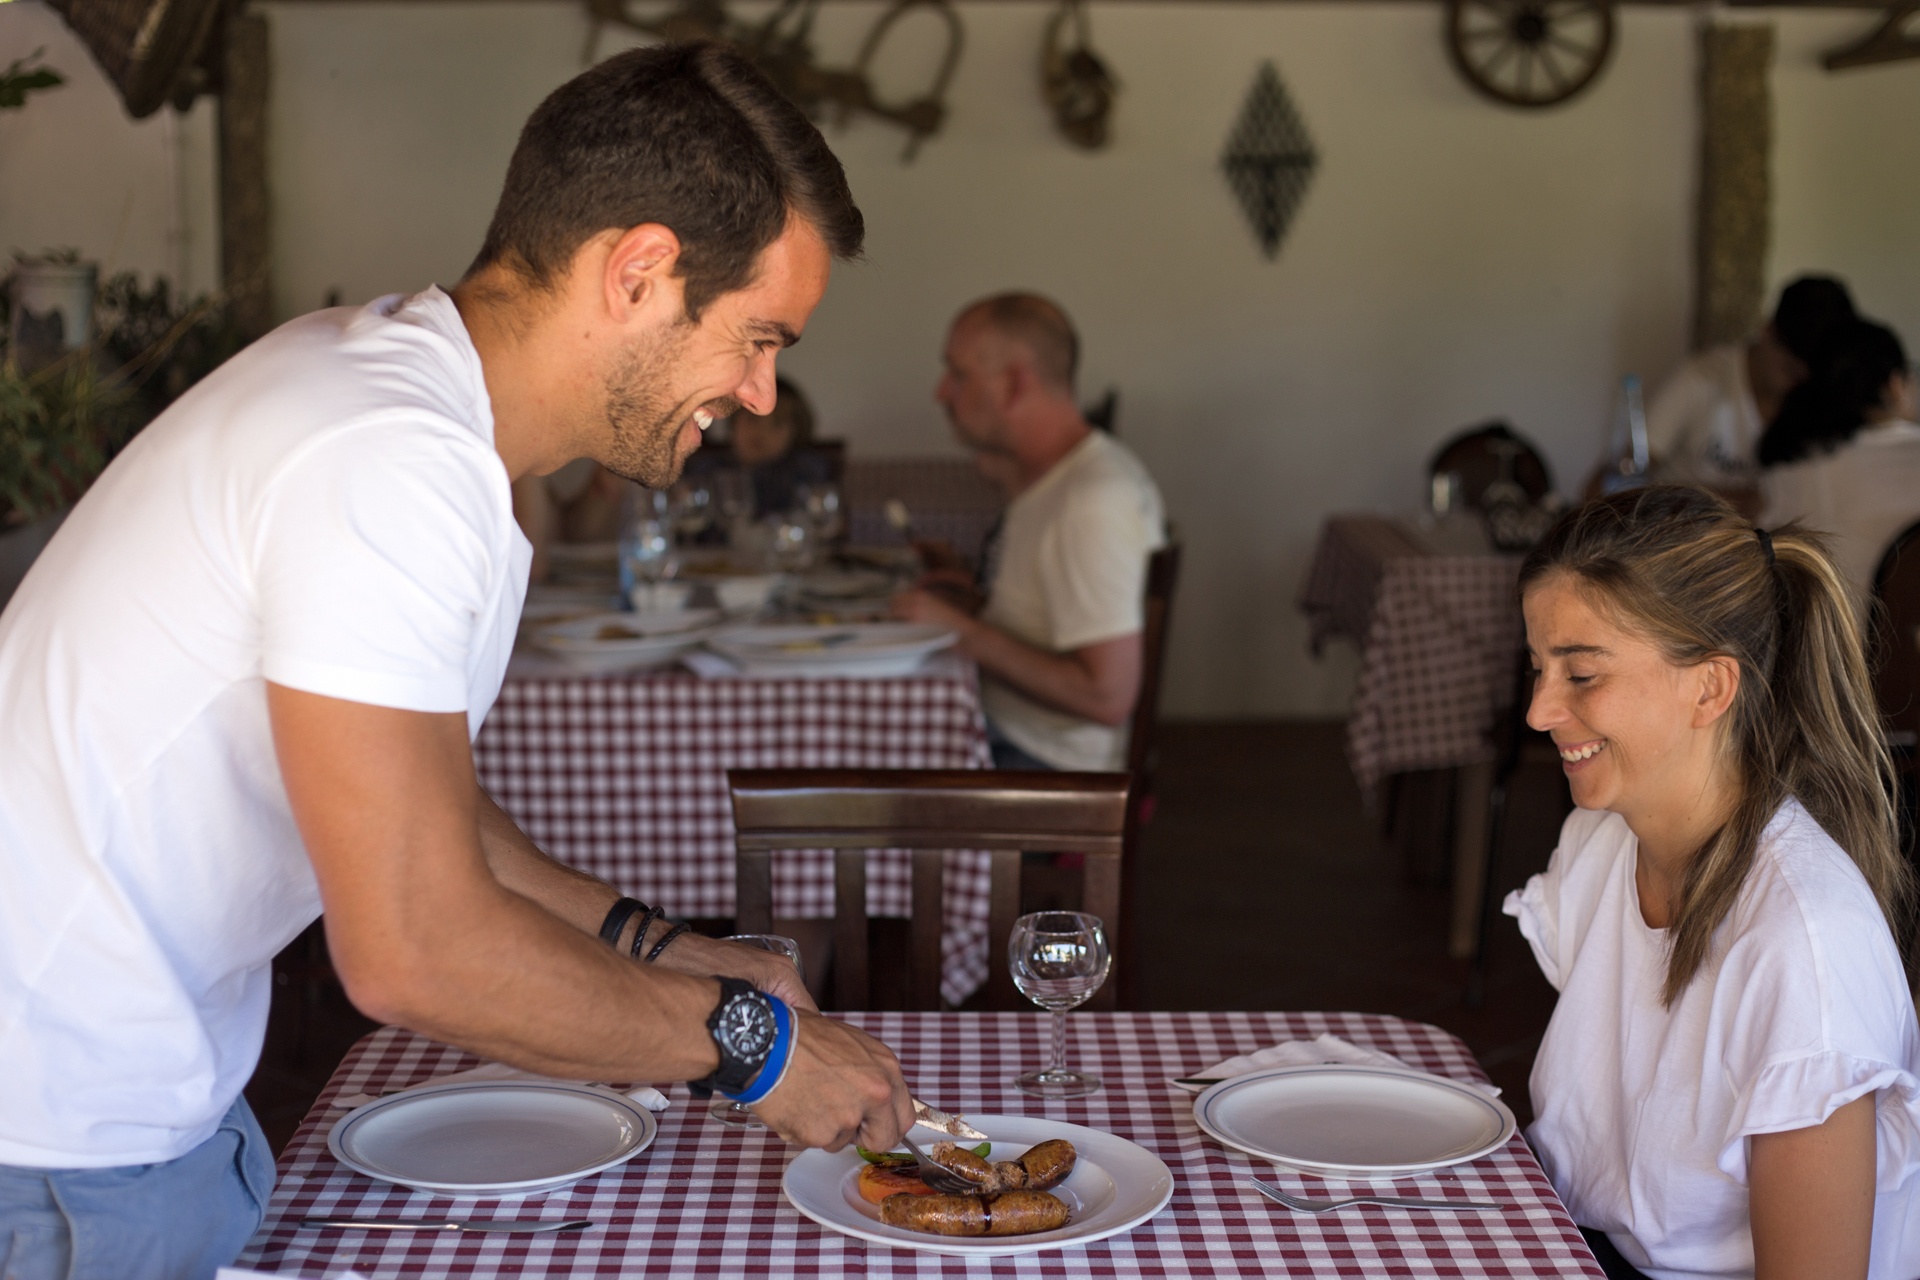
top-left (1008, 911), bottom-right (1111, 1097)
top-left (708, 933), bottom-right (803, 1127)
top-left (794, 482), bottom-right (844, 546)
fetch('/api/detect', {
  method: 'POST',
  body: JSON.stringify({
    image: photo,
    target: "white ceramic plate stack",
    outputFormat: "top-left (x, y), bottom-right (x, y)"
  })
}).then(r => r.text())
top-left (783, 1115), bottom-right (1174, 1257)
top-left (1192, 1065), bottom-right (1516, 1176)
top-left (707, 623), bottom-right (956, 677)
top-left (533, 609), bottom-right (723, 672)
top-left (327, 1081), bottom-right (658, 1198)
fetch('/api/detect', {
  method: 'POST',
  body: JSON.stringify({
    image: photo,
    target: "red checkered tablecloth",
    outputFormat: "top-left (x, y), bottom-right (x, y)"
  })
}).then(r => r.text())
top-left (238, 1012), bottom-right (1600, 1279)
top-left (1299, 517), bottom-right (1523, 793)
top-left (473, 653), bottom-right (993, 1003)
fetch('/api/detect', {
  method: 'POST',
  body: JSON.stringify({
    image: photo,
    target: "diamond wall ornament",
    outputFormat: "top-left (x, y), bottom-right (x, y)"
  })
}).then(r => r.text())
top-left (1220, 62), bottom-right (1319, 260)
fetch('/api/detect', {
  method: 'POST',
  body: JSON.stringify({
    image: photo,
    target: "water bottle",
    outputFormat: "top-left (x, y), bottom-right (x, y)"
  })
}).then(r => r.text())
top-left (1599, 374), bottom-right (1650, 495)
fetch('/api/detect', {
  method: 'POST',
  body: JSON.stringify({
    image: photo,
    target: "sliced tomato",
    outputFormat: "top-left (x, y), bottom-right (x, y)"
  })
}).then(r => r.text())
top-left (855, 1162), bottom-right (938, 1205)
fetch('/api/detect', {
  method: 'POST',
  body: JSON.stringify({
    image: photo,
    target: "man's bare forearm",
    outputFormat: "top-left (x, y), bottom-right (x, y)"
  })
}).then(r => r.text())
top-left (954, 618), bottom-right (1140, 728)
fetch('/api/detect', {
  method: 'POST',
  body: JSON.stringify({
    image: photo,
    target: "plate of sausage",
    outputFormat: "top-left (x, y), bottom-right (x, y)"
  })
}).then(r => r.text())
top-left (781, 1115), bottom-right (1174, 1257)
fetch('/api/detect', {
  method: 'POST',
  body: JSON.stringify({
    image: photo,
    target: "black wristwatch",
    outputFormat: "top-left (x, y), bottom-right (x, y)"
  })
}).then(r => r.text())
top-left (690, 977), bottom-right (778, 1097)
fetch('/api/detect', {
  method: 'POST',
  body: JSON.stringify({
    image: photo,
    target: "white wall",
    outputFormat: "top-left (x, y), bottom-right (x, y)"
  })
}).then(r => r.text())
top-left (9, 1), bottom-right (1919, 717)
top-left (0, 2), bottom-right (217, 295)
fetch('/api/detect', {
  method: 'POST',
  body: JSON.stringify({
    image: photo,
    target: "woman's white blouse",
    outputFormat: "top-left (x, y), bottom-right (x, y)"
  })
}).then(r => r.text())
top-left (1506, 800), bottom-right (1920, 1279)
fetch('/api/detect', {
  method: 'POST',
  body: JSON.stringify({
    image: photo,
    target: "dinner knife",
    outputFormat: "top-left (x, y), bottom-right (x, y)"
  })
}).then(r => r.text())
top-left (911, 1098), bottom-right (988, 1142)
top-left (299, 1217), bottom-right (592, 1234)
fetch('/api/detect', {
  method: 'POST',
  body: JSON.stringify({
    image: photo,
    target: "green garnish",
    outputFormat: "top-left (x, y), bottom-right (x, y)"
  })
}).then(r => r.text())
top-left (856, 1141), bottom-right (991, 1164)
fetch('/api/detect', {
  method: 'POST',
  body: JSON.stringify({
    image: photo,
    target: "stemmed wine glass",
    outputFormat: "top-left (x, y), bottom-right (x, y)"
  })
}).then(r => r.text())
top-left (1008, 911), bottom-right (1111, 1097)
top-left (708, 934), bottom-right (803, 1127)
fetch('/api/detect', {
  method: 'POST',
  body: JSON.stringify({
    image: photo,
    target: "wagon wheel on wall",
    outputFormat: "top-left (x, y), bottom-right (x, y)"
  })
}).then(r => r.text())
top-left (1445, 0), bottom-right (1616, 109)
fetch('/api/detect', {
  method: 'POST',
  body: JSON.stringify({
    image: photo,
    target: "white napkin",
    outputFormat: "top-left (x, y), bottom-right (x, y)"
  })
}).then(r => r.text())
top-left (679, 649), bottom-right (743, 679)
top-left (332, 1060), bottom-right (671, 1111)
top-left (221, 1271), bottom-right (369, 1279)
top-left (1175, 1032), bottom-right (1501, 1098)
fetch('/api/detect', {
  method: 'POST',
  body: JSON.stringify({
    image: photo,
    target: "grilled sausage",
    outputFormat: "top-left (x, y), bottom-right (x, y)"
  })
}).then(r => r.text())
top-left (990, 1160), bottom-right (1028, 1192)
top-left (880, 1193), bottom-right (989, 1236)
top-left (928, 1142), bottom-right (1001, 1192)
top-left (1017, 1139), bottom-right (1077, 1191)
top-left (984, 1190), bottom-right (1072, 1236)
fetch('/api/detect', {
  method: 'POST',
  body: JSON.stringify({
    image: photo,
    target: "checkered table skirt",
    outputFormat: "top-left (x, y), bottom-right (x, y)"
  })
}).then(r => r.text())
top-left (473, 653), bottom-right (993, 1003)
top-left (1299, 517), bottom-right (1523, 793)
top-left (238, 1011), bottom-right (1601, 1279)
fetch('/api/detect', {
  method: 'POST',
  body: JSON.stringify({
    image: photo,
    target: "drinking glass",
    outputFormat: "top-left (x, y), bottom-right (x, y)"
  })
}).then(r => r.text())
top-left (708, 934), bottom-right (803, 1127)
top-left (667, 479), bottom-right (713, 545)
top-left (712, 468), bottom-right (752, 546)
top-left (794, 482), bottom-right (844, 546)
top-left (1008, 911), bottom-right (1111, 1097)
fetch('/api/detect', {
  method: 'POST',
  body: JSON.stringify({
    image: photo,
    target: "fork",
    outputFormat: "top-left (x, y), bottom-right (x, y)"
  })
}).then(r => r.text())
top-left (1246, 1178), bottom-right (1500, 1214)
top-left (899, 1133), bottom-right (980, 1194)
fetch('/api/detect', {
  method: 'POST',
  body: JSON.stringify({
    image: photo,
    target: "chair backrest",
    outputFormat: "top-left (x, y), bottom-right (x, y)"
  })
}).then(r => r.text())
top-left (1118, 539), bottom-right (1180, 1010)
top-left (1873, 520), bottom-right (1920, 759)
top-left (729, 768), bottom-right (1130, 1011)
top-left (1428, 421), bottom-right (1554, 510)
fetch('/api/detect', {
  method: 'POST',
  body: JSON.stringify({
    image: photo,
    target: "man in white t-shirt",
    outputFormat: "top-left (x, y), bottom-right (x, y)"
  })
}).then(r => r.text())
top-left (0, 44), bottom-right (914, 1276)
top-left (894, 294), bottom-right (1164, 772)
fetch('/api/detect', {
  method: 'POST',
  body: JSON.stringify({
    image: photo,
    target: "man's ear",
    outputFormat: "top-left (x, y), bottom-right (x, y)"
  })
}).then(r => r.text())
top-left (602, 223), bottom-right (684, 320)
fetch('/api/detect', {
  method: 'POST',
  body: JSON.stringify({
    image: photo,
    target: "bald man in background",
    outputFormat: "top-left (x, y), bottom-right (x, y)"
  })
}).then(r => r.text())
top-left (894, 294), bottom-right (1165, 771)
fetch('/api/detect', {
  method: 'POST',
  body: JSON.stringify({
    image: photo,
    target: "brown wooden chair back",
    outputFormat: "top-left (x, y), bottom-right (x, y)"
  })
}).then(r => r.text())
top-left (729, 768), bottom-right (1129, 1011)
top-left (1117, 540), bottom-right (1180, 1007)
top-left (1873, 522), bottom-right (1920, 810)
top-left (1428, 421), bottom-right (1553, 510)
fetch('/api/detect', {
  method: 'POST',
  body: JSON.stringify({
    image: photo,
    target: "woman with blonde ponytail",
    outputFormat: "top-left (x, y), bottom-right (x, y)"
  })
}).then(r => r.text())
top-left (1505, 485), bottom-right (1920, 1280)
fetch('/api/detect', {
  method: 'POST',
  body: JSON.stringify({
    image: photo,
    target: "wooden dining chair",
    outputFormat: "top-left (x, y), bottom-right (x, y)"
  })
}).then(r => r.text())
top-left (729, 768), bottom-right (1130, 1012)
top-left (1428, 421), bottom-right (1554, 510)
top-left (1117, 539), bottom-right (1181, 1008)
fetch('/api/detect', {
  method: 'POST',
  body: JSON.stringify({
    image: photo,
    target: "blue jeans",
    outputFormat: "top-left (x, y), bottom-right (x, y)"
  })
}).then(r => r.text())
top-left (0, 1096), bottom-right (274, 1280)
top-left (987, 723), bottom-right (1056, 771)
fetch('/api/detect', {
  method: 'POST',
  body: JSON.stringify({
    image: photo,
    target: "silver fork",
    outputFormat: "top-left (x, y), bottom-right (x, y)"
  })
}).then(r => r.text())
top-left (899, 1133), bottom-right (980, 1194)
top-left (1246, 1178), bottom-right (1501, 1214)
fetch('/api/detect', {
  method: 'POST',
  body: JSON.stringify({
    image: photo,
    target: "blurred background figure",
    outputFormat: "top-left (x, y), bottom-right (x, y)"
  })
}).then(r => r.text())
top-left (512, 458), bottom-right (629, 584)
top-left (686, 376), bottom-right (837, 523)
top-left (1760, 318), bottom-right (1920, 594)
top-left (1647, 275), bottom-right (1857, 490)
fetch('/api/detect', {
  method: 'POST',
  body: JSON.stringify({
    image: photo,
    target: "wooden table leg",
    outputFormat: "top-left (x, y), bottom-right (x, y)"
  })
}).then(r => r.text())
top-left (1448, 760), bottom-right (1496, 959)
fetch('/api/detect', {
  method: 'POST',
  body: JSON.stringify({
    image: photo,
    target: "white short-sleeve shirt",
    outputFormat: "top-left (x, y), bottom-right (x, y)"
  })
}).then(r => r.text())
top-left (1760, 420), bottom-right (1920, 599)
top-left (1646, 344), bottom-right (1762, 489)
top-left (0, 288), bottom-right (530, 1168)
top-left (1506, 801), bottom-right (1920, 1279)
top-left (978, 431), bottom-right (1164, 771)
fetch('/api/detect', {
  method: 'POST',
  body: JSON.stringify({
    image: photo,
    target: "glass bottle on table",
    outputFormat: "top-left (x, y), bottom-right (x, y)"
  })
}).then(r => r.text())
top-left (619, 489), bottom-right (676, 609)
top-left (1598, 373), bottom-right (1650, 494)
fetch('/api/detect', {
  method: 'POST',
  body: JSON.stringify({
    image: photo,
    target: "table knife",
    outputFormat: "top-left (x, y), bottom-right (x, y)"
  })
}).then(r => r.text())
top-left (912, 1098), bottom-right (988, 1142)
top-left (299, 1217), bottom-right (592, 1234)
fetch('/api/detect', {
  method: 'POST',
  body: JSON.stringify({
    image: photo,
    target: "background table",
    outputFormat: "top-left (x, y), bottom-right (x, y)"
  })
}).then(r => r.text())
top-left (1299, 516), bottom-right (1524, 956)
top-left (475, 651), bottom-right (993, 1003)
top-left (239, 1011), bottom-right (1601, 1279)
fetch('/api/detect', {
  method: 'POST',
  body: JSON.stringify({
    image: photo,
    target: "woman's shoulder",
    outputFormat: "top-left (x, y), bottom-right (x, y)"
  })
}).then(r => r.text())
top-left (1726, 800), bottom-right (1904, 987)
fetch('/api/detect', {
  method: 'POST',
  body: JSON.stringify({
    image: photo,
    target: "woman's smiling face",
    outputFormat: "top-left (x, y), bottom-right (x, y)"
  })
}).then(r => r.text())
top-left (1522, 573), bottom-right (1732, 824)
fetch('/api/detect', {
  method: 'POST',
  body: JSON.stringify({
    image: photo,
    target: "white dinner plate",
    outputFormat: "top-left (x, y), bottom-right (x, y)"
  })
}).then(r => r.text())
top-left (796, 568), bottom-right (895, 604)
top-left (1193, 1065), bottom-right (1516, 1177)
top-left (328, 1081), bottom-right (658, 1198)
top-left (782, 1114), bottom-right (1173, 1257)
top-left (708, 623), bottom-right (957, 677)
top-left (533, 610), bottom-right (722, 672)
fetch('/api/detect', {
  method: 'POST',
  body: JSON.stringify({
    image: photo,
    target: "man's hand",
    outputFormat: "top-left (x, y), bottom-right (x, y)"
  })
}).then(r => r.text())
top-left (893, 587), bottom-right (977, 631)
top-left (653, 932), bottom-right (817, 1012)
top-left (910, 536), bottom-right (968, 576)
top-left (753, 1013), bottom-right (914, 1151)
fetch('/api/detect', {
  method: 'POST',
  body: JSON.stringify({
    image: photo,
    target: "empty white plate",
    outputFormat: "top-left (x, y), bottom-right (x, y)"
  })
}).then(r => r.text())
top-left (707, 623), bottom-right (957, 677)
top-left (533, 610), bottom-right (722, 672)
top-left (328, 1081), bottom-right (658, 1197)
top-left (1193, 1065), bottom-right (1515, 1176)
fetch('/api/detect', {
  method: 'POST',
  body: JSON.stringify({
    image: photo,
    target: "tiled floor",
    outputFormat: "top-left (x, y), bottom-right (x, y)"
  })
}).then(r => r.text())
top-left (244, 718), bottom-right (1573, 1150)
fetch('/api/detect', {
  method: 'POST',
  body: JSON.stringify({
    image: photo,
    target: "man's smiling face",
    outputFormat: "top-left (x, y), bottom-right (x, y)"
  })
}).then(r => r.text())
top-left (601, 217), bottom-right (830, 489)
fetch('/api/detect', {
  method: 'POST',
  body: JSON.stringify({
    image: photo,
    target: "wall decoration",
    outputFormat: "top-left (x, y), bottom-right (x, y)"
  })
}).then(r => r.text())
top-left (1822, 2), bottom-right (1920, 70)
top-left (1219, 62), bottom-right (1317, 261)
top-left (1041, 0), bottom-right (1119, 150)
top-left (585, 0), bottom-right (963, 162)
top-left (1445, 0), bottom-right (1615, 109)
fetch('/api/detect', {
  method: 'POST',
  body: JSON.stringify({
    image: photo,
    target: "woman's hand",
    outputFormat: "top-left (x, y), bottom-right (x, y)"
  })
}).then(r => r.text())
top-left (1749, 1092), bottom-right (1876, 1280)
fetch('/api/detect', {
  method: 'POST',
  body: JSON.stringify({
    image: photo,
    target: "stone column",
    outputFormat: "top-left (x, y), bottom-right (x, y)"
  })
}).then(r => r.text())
top-left (1692, 20), bottom-right (1774, 350)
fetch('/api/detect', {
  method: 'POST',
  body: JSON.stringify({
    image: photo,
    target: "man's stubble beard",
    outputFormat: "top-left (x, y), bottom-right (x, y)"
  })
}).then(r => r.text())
top-left (600, 322), bottom-right (733, 490)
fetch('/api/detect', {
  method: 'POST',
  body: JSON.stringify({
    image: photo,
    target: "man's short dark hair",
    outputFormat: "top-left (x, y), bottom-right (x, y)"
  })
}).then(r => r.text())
top-left (964, 293), bottom-right (1079, 394)
top-left (1771, 275), bottom-right (1856, 365)
top-left (469, 42), bottom-right (863, 319)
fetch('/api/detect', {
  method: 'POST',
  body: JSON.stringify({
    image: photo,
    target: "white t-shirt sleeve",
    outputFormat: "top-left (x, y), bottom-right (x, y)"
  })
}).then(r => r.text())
top-left (1505, 807), bottom-right (1622, 993)
top-left (253, 416), bottom-right (506, 712)
top-left (1034, 475), bottom-right (1155, 652)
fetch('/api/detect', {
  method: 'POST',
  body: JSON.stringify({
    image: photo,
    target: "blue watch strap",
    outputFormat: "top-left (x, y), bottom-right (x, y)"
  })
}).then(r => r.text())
top-left (722, 994), bottom-right (794, 1105)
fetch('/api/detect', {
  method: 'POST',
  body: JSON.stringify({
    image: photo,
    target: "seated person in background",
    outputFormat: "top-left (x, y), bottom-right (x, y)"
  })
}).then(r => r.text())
top-left (1647, 274), bottom-right (1856, 489)
top-left (895, 293), bottom-right (1164, 771)
top-left (685, 376), bottom-right (835, 520)
top-left (512, 458), bottom-right (630, 583)
top-left (1509, 486), bottom-right (1920, 1280)
top-left (1760, 319), bottom-right (1920, 595)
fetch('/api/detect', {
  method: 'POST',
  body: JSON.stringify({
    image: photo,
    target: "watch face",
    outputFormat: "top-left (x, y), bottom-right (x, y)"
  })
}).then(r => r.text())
top-left (717, 992), bottom-right (776, 1062)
